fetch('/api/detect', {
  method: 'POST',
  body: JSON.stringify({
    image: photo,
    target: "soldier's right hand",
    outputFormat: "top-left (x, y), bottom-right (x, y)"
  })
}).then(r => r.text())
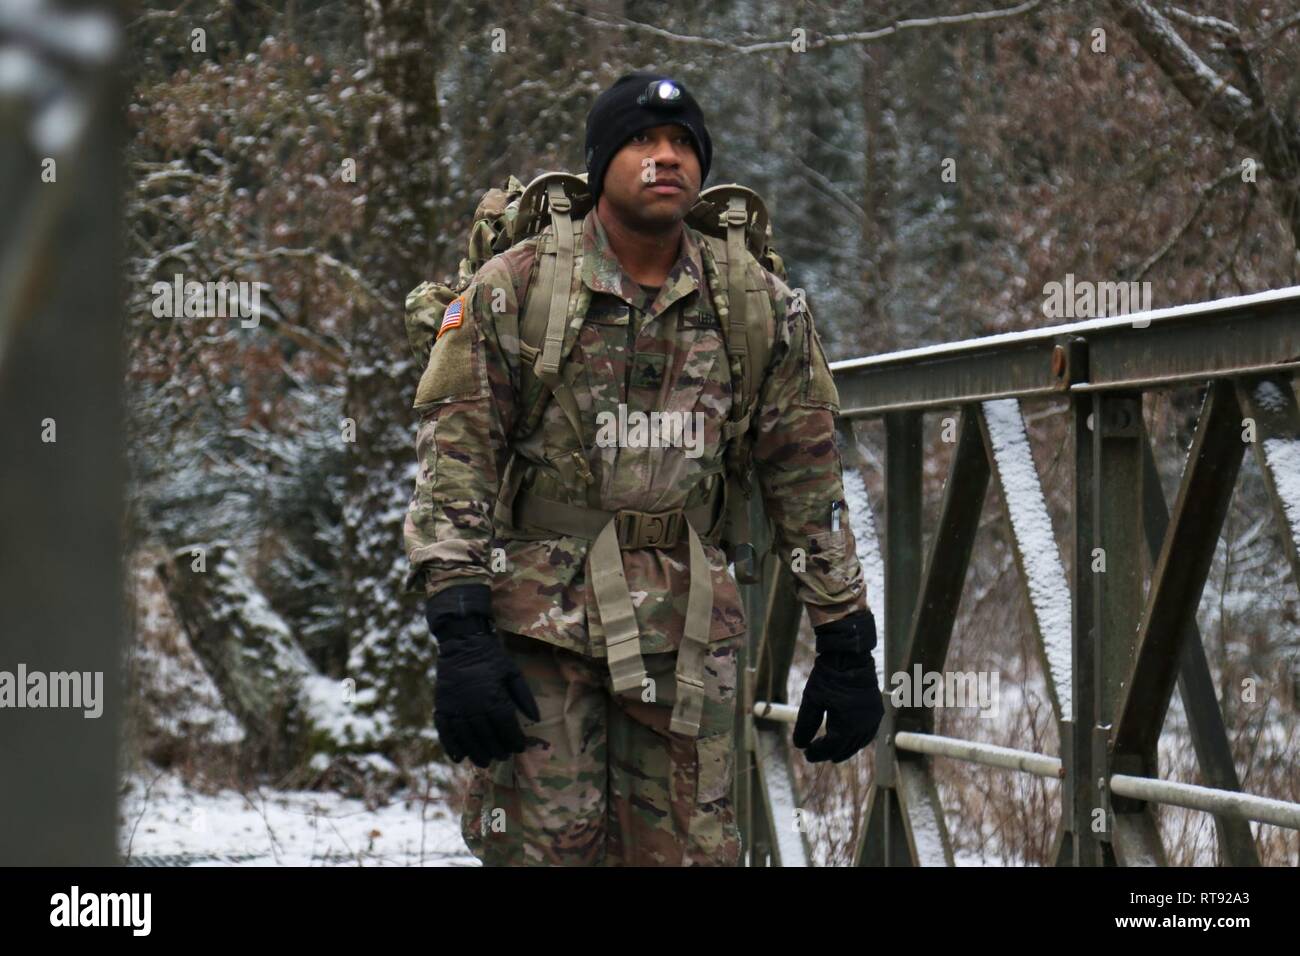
top-left (425, 584), bottom-right (541, 768)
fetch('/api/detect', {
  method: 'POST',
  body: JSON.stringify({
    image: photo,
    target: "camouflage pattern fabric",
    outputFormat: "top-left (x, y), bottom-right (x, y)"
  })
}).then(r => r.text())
top-left (460, 630), bottom-right (743, 866)
top-left (403, 210), bottom-right (870, 661)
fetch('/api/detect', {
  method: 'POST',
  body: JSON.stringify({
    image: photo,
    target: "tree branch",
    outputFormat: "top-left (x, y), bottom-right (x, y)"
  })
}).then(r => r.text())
top-left (1131, 164), bottom-right (1252, 282)
top-left (547, 0), bottom-right (1043, 56)
top-left (1163, 5), bottom-right (1267, 115)
top-left (1245, 10), bottom-right (1300, 51)
top-left (1108, 0), bottom-right (1300, 247)
top-left (1162, 6), bottom-right (1237, 39)
top-left (244, 246), bottom-right (397, 313)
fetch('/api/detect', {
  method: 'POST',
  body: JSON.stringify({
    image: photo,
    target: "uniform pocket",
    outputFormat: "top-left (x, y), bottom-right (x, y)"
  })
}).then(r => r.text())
top-left (695, 732), bottom-right (735, 805)
top-left (414, 415), bottom-right (439, 486)
top-left (685, 730), bottom-right (742, 865)
top-left (807, 527), bottom-right (853, 585)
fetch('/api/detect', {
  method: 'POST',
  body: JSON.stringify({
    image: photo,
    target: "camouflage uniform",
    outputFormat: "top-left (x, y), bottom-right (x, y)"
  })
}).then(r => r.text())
top-left (404, 209), bottom-right (868, 865)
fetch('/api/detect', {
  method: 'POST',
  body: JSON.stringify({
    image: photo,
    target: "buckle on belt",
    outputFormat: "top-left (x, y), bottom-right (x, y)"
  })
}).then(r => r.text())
top-left (615, 509), bottom-right (684, 550)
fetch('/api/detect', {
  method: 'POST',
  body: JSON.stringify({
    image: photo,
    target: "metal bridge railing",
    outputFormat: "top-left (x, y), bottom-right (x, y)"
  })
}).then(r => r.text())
top-left (735, 286), bottom-right (1300, 867)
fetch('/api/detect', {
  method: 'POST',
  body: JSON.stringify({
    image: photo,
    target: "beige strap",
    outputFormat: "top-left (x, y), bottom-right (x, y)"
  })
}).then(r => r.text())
top-left (517, 231), bottom-right (555, 412)
top-left (514, 489), bottom-right (719, 544)
top-left (725, 472), bottom-right (757, 583)
top-left (492, 453), bottom-right (526, 528)
top-left (539, 181), bottom-right (574, 376)
top-left (669, 520), bottom-right (714, 736)
top-left (589, 517), bottom-right (646, 693)
top-left (509, 487), bottom-right (721, 736)
top-left (724, 196), bottom-right (749, 381)
top-left (709, 206), bottom-right (765, 585)
top-left (742, 283), bottom-right (768, 409)
top-left (521, 200), bottom-right (594, 493)
top-left (720, 411), bottom-right (750, 442)
top-left (542, 383), bottom-right (589, 468)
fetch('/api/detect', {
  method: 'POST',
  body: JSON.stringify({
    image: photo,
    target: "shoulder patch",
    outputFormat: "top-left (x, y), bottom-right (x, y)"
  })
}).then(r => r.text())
top-left (414, 290), bottom-right (485, 408)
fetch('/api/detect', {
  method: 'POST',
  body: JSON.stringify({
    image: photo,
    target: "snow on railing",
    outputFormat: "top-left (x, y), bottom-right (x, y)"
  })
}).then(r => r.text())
top-left (980, 399), bottom-right (1073, 722)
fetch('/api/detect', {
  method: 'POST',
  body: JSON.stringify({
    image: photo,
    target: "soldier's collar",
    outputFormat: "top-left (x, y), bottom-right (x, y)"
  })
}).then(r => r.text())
top-left (581, 211), bottom-right (704, 311)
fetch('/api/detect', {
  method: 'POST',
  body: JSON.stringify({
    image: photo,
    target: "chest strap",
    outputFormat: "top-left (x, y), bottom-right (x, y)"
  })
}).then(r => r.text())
top-left (512, 488), bottom-right (721, 737)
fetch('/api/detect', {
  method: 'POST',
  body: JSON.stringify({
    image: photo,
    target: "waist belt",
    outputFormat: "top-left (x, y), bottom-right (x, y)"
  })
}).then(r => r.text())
top-left (512, 487), bottom-right (723, 738)
top-left (515, 493), bottom-right (718, 550)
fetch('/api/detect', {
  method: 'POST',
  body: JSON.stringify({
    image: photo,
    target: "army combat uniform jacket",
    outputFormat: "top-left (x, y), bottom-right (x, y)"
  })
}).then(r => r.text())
top-left (403, 209), bottom-right (869, 666)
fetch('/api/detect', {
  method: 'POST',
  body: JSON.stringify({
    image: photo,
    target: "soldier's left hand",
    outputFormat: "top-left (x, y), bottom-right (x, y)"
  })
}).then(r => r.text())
top-left (793, 609), bottom-right (884, 763)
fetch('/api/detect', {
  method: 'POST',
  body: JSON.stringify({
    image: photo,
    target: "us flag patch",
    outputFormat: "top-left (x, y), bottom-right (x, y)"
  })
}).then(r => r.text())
top-left (438, 295), bottom-right (465, 338)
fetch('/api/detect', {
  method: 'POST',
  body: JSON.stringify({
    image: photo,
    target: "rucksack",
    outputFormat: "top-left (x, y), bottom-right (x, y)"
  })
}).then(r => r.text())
top-left (404, 171), bottom-right (786, 584)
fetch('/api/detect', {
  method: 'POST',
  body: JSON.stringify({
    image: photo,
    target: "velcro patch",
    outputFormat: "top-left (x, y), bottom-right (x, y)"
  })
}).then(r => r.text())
top-left (678, 304), bottom-right (721, 330)
top-left (414, 292), bottom-right (483, 408)
top-left (585, 299), bottom-right (630, 325)
top-left (802, 318), bottom-right (841, 410)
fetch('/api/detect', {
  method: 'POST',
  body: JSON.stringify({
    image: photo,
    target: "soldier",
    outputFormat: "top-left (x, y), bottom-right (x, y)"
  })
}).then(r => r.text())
top-left (403, 71), bottom-right (883, 866)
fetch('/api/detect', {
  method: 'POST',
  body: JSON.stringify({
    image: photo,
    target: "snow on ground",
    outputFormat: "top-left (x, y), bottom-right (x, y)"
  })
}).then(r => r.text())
top-left (118, 770), bottom-right (478, 867)
top-left (117, 767), bottom-right (1004, 867)
top-left (954, 849), bottom-right (1006, 866)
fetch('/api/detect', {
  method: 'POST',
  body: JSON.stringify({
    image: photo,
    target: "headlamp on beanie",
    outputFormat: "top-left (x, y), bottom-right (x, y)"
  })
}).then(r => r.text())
top-left (584, 71), bottom-right (713, 202)
top-left (638, 79), bottom-right (683, 109)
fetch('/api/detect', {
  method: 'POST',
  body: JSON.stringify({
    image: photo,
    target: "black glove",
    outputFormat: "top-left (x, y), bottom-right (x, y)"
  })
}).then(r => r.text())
top-left (793, 609), bottom-right (885, 763)
top-left (425, 584), bottom-right (541, 769)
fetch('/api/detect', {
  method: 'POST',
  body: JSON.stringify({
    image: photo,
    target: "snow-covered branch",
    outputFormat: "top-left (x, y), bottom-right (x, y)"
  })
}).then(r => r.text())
top-left (1108, 0), bottom-right (1300, 244)
top-left (547, 0), bottom-right (1043, 56)
top-left (1162, 6), bottom-right (1238, 39)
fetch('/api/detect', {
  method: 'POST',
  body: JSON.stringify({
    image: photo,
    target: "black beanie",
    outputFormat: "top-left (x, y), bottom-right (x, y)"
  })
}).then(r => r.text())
top-left (584, 71), bottom-right (712, 202)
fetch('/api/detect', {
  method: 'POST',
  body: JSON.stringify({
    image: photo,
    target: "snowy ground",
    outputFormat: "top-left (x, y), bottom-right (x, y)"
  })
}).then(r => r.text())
top-left (118, 771), bottom-right (478, 867)
top-left (117, 769), bottom-right (1000, 867)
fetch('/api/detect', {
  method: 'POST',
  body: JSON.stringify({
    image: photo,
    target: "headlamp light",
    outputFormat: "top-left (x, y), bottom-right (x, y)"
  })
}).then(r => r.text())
top-left (638, 79), bottom-right (684, 109)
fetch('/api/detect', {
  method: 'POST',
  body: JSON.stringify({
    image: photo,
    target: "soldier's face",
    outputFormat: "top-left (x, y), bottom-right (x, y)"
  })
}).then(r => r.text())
top-left (600, 123), bottom-right (701, 231)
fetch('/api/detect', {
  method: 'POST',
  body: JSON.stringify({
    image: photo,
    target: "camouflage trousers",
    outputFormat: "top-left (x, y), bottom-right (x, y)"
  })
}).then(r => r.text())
top-left (459, 630), bottom-right (744, 866)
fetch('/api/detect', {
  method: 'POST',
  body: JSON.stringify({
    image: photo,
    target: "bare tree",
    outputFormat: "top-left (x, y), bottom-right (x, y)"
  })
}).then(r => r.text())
top-left (1108, 0), bottom-right (1300, 249)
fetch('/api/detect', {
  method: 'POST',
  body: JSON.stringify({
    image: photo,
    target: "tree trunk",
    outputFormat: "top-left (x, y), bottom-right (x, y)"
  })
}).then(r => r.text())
top-left (157, 542), bottom-right (395, 777)
top-left (0, 1), bottom-right (125, 865)
top-left (341, 0), bottom-right (448, 759)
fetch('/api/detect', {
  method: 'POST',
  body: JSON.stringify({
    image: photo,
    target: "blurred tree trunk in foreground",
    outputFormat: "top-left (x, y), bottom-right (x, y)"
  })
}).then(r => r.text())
top-left (0, 1), bottom-right (124, 864)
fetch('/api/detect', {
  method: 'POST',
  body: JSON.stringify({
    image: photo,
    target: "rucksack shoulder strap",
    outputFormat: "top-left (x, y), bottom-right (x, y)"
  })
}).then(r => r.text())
top-left (511, 176), bottom-right (595, 496)
top-left (512, 172), bottom-right (592, 392)
top-left (687, 183), bottom-right (781, 275)
top-left (699, 229), bottom-right (772, 431)
top-left (697, 208), bottom-right (777, 587)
